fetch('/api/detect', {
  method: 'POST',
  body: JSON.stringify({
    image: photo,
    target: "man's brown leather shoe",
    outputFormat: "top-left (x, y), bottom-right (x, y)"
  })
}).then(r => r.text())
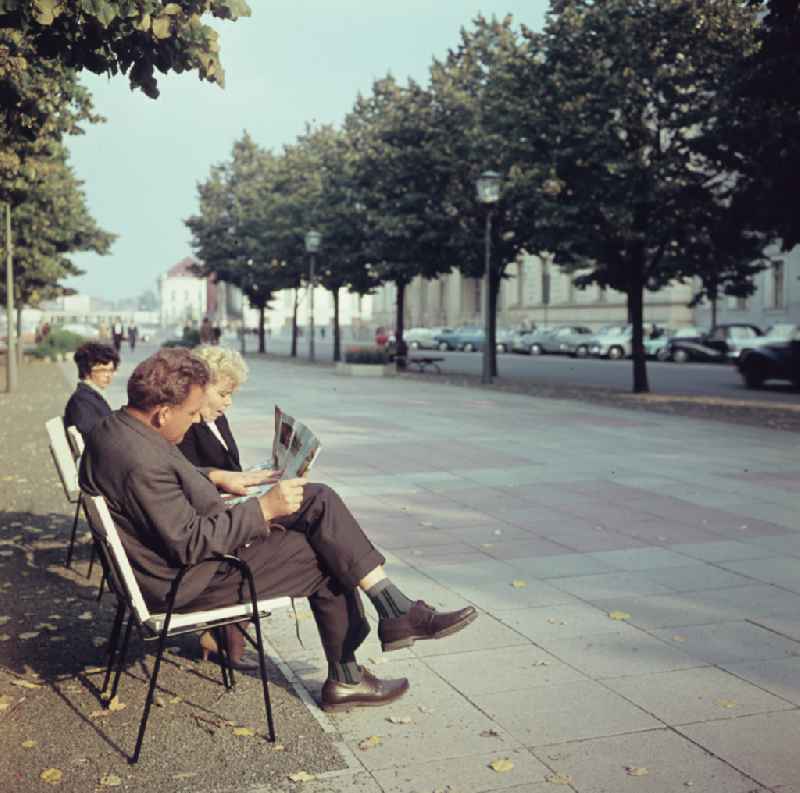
top-left (320, 667), bottom-right (409, 712)
top-left (378, 601), bottom-right (478, 651)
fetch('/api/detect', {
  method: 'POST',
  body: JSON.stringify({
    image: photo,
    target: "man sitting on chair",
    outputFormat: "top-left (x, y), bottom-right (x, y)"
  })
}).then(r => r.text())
top-left (78, 348), bottom-right (477, 712)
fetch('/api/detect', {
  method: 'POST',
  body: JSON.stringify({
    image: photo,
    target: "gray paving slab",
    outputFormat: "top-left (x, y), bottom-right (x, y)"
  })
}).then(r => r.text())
top-left (409, 612), bottom-right (531, 658)
top-left (472, 679), bottom-right (660, 746)
top-left (371, 747), bottom-right (551, 793)
top-left (604, 666), bottom-right (794, 725)
top-left (538, 629), bottom-right (701, 679)
top-left (650, 621), bottom-right (800, 664)
top-left (421, 645), bottom-right (588, 697)
top-left (747, 615), bottom-right (800, 643)
top-left (722, 656), bottom-right (800, 706)
top-left (643, 564), bottom-right (756, 592)
top-left (440, 576), bottom-right (581, 613)
top-left (719, 557), bottom-right (800, 592)
top-left (587, 547), bottom-right (708, 571)
top-left (532, 728), bottom-right (764, 792)
top-left (504, 553), bottom-right (617, 580)
top-left (549, 570), bottom-right (675, 600)
top-left (679, 710), bottom-right (800, 789)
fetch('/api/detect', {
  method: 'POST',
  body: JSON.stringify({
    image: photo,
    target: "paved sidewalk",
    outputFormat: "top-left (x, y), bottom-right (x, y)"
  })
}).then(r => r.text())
top-left (106, 349), bottom-right (800, 791)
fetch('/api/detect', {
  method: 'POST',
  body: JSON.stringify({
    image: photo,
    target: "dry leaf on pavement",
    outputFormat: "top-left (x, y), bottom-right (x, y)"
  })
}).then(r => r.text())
top-left (233, 727), bottom-right (255, 737)
top-left (21, 739), bottom-right (36, 748)
top-left (358, 735), bottom-right (382, 750)
top-left (12, 679), bottom-right (41, 689)
top-left (18, 631), bottom-right (40, 640)
top-left (288, 771), bottom-right (316, 782)
top-left (489, 758), bottom-right (514, 773)
top-left (546, 772), bottom-right (574, 785)
top-left (717, 699), bottom-right (737, 709)
top-left (40, 768), bottom-right (63, 785)
top-left (608, 610), bottom-right (631, 621)
top-left (107, 697), bottom-right (127, 712)
top-left (100, 773), bottom-right (123, 787)
top-left (511, 580), bottom-right (528, 589)
top-left (625, 766), bottom-right (649, 776)
top-left (386, 715), bottom-right (412, 725)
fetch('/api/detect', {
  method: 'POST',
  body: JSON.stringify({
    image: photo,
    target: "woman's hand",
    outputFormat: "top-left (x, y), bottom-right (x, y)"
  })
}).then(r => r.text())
top-left (209, 469), bottom-right (263, 496)
top-left (245, 468), bottom-right (282, 486)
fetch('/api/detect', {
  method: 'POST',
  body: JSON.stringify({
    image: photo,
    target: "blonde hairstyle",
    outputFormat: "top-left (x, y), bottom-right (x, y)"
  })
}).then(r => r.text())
top-left (192, 345), bottom-right (249, 388)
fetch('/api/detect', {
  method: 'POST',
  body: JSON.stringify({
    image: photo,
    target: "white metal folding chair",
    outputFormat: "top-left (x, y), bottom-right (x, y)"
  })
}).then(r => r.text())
top-left (81, 492), bottom-right (291, 764)
top-left (45, 417), bottom-right (83, 568)
top-left (66, 424), bottom-right (85, 457)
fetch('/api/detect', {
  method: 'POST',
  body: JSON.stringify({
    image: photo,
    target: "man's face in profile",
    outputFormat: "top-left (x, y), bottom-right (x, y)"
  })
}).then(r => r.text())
top-left (159, 384), bottom-right (205, 444)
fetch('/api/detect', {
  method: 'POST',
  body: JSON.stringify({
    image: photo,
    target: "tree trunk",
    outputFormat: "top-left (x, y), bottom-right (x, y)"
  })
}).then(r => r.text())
top-left (711, 295), bottom-right (718, 328)
top-left (291, 289), bottom-right (298, 357)
top-left (257, 305), bottom-right (266, 353)
top-left (628, 273), bottom-right (649, 393)
top-left (332, 287), bottom-right (341, 362)
top-left (395, 278), bottom-right (407, 371)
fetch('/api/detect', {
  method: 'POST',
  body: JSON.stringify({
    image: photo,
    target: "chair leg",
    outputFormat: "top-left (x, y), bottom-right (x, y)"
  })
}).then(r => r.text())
top-left (218, 625), bottom-right (236, 689)
top-left (131, 621), bottom-right (172, 764)
top-left (109, 616), bottom-right (134, 703)
top-left (65, 495), bottom-right (82, 569)
top-left (96, 574), bottom-right (106, 602)
top-left (102, 602), bottom-right (127, 695)
top-left (211, 627), bottom-right (232, 690)
top-left (247, 615), bottom-right (276, 742)
top-left (87, 541), bottom-right (97, 580)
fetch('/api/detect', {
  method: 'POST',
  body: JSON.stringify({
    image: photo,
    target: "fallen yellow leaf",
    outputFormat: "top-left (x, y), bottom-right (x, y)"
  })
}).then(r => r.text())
top-left (511, 579), bottom-right (528, 589)
top-left (40, 768), bottom-right (63, 785)
top-left (386, 715), bottom-right (412, 725)
top-left (489, 757), bottom-right (514, 773)
top-left (608, 610), bottom-right (631, 621)
top-left (12, 679), bottom-right (41, 689)
top-left (625, 766), bottom-right (649, 776)
top-left (288, 771), bottom-right (316, 782)
top-left (18, 631), bottom-right (40, 640)
top-left (22, 739), bottom-right (36, 748)
top-left (100, 773), bottom-right (123, 787)
top-left (546, 772), bottom-right (574, 785)
top-left (358, 735), bottom-right (382, 750)
top-left (672, 635), bottom-right (687, 642)
top-left (107, 697), bottom-right (127, 712)
top-left (717, 699), bottom-right (737, 709)
top-left (233, 727), bottom-right (255, 737)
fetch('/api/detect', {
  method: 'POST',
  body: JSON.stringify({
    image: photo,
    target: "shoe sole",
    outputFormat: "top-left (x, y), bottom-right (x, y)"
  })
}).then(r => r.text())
top-left (380, 609), bottom-right (478, 652)
top-left (321, 682), bottom-right (410, 713)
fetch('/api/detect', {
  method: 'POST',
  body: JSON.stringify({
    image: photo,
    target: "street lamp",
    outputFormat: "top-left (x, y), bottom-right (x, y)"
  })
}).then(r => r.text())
top-left (305, 230), bottom-right (322, 362)
top-left (476, 170), bottom-right (501, 385)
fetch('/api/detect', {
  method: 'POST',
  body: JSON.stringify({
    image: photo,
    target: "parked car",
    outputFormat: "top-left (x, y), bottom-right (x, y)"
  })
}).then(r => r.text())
top-left (644, 326), bottom-right (703, 360)
top-left (589, 325), bottom-right (633, 359)
top-left (454, 327), bottom-right (487, 352)
top-left (663, 323), bottom-right (762, 363)
top-left (403, 326), bottom-right (453, 350)
top-left (512, 327), bottom-right (556, 355)
top-left (433, 327), bottom-right (471, 351)
top-left (541, 325), bottom-right (594, 356)
top-left (737, 335), bottom-right (800, 389)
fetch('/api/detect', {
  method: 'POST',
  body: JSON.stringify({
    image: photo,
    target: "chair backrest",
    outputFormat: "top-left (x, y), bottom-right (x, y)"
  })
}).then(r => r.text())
top-left (82, 493), bottom-right (151, 625)
top-left (45, 417), bottom-right (79, 501)
top-left (66, 425), bottom-right (85, 458)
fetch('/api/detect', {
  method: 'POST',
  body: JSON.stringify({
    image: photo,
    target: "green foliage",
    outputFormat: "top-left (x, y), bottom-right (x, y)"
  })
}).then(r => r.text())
top-left (343, 345), bottom-right (388, 365)
top-left (31, 327), bottom-right (84, 358)
top-left (0, 0), bottom-right (251, 98)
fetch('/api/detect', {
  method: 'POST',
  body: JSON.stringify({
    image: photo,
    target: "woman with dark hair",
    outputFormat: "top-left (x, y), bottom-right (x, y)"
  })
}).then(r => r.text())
top-left (64, 341), bottom-right (120, 438)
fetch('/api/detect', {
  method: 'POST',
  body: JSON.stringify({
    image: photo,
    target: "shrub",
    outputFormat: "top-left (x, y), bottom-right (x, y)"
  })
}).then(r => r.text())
top-left (344, 345), bottom-right (388, 365)
top-left (162, 329), bottom-right (201, 349)
top-left (32, 328), bottom-right (86, 359)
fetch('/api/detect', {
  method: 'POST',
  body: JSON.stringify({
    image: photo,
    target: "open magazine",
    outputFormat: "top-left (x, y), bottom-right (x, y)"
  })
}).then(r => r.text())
top-left (224, 406), bottom-right (322, 504)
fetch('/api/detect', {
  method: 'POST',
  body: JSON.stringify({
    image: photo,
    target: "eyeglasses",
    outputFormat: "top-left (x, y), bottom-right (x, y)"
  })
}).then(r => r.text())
top-left (90, 365), bottom-right (116, 375)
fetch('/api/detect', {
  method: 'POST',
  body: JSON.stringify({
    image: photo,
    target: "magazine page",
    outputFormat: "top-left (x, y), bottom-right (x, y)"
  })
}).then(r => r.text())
top-left (281, 420), bottom-right (322, 479)
top-left (271, 406), bottom-right (296, 471)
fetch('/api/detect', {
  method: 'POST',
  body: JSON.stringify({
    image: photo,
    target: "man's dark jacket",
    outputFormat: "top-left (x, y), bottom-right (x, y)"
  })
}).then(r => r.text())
top-left (79, 410), bottom-right (264, 609)
top-left (177, 415), bottom-right (241, 472)
top-left (64, 382), bottom-right (112, 438)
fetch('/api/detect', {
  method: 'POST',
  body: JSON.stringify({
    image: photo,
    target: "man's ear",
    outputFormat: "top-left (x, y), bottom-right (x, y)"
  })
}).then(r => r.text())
top-left (155, 405), bottom-right (170, 427)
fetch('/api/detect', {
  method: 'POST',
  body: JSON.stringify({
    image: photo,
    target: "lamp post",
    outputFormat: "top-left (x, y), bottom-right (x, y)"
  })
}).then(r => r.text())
top-left (305, 230), bottom-right (322, 362)
top-left (476, 171), bottom-right (501, 385)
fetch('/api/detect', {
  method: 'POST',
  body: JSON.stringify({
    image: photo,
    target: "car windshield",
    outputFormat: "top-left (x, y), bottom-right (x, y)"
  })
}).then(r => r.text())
top-left (674, 327), bottom-right (701, 338)
top-left (765, 324), bottom-right (795, 339)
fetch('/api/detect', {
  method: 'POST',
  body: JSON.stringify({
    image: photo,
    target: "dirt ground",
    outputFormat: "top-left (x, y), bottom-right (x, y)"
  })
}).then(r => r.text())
top-left (0, 361), bottom-right (345, 793)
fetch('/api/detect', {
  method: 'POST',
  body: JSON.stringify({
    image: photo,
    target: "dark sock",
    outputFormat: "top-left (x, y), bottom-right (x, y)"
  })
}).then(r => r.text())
top-left (366, 579), bottom-right (415, 620)
top-left (328, 659), bottom-right (362, 684)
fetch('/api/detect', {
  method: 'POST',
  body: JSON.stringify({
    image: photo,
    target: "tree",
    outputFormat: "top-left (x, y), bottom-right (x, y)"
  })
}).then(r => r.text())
top-left (429, 15), bottom-right (551, 377)
top-left (531, 0), bottom-right (767, 393)
top-left (713, 1), bottom-right (800, 249)
top-left (0, 145), bottom-right (114, 307)
top-left (344, 76), bottom-right (455, 367)
top-left (0, 0), bottom-right (251, 98)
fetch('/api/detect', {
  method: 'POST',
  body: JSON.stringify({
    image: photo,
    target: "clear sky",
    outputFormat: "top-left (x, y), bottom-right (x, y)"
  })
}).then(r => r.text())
top-left (64, 1), bottom-right (549, 301)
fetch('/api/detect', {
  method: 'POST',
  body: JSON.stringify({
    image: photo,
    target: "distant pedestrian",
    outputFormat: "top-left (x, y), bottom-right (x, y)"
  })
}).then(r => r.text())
top-left (127, 322), bottom-right (138, 351)
top-left (212, 324), bottom-right (222, 345)
top-left (112, 317), bottom-right (124, 354)
top-left (200, 317), bottom-right (213, 345)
